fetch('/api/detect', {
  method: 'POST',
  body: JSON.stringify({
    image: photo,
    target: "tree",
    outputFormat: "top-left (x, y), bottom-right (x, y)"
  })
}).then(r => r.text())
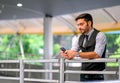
top-left (0, 34), bottom-right (44, 60)
top-left (106, 34), bottom-right (119, 54)
top-left (106, 34), bottom-right (120, 67)
top-left (0, 34), bottom-right (62, 60)
top-left (114, 35), bottom-right (120, 54)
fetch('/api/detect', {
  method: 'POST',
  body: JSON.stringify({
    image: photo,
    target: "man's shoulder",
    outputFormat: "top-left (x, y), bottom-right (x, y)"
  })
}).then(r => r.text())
top-left (93, 28), bottom-right (106, 36)
top-left (97, 31), bottom-right (106, 36)
top-left (97, 32), bottom-right (107, 41)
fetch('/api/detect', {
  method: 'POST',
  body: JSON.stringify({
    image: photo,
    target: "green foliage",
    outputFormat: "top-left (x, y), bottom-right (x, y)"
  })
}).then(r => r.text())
top-left (115, 35), bottom-right (120, 53)
top-left (0, 34), bottom-right (61, 60)
top-left (21, 34), bottom-right (44, 56)
top-left (53, 43), bottom-right (60, 55)
top-left (0, 35), bottom-right (19, 59)
top-left (107, 54), bottom-right (120, 67)
top-left (106, 34), bottom-right (120, 67)
top-left (0, 34), bottom-right (44, 60)
top-left (105, 34), bottom-right (119, 53)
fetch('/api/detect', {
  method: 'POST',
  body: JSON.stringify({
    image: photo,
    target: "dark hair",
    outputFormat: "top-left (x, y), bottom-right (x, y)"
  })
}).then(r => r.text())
top-left (75, 13), bottom-right (93, 26)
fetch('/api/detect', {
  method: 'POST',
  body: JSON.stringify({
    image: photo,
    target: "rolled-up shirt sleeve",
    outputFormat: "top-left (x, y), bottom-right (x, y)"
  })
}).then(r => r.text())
top-left (94, 32), bottom-right (107, 57)
top-left (71, 35), bottom-right (80, 51)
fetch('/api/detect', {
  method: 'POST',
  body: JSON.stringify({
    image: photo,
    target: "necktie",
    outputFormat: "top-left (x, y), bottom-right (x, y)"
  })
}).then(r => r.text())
top-left (83, 35), bottom-right (88, 47)
top-left (85, 35), bottom-right (88, 42)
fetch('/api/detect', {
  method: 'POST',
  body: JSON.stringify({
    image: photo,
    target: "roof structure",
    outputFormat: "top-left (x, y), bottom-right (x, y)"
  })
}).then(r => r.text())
top-left (0, 0), bottom-right (120, 34)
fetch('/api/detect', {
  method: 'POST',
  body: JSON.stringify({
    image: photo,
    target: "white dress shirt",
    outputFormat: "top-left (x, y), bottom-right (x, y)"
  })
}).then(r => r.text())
top-left (71, 28), bottom-right (107, 57)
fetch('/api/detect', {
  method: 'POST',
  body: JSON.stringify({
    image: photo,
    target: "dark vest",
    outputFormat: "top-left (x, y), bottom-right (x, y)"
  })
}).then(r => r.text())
top-left (78, 29), bottom-right (106, 71)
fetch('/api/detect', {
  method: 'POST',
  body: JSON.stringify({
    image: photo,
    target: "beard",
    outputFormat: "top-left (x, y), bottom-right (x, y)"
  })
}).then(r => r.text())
top-left (79, 26), bottom-right (89, 34)
top-left (83, 24), bottom-right (90, 34)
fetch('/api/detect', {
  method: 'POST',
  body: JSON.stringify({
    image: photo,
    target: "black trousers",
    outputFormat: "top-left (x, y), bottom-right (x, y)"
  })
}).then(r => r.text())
top-left (80, 74), bottom-right (104, 81)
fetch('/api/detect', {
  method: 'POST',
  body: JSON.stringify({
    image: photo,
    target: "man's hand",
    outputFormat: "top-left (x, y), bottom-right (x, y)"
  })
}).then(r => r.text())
top-left (60, 50), bottom-right (69, 59)
top-left (60, 50), bottom-right (79, 60)
top-left (67, 50), bottom-right (78, 60)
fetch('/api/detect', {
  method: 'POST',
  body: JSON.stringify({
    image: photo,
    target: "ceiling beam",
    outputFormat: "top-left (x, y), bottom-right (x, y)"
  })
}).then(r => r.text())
top-left (56, 17), bottom-right (77, 34)
top-left (103, 8), bottom-right (118, 23)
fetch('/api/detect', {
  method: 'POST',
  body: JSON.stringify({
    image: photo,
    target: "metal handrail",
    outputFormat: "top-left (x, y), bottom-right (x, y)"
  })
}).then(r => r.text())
top-left (24, 59), bottom-right (59, 63)
top-left (0, 58), bottom-right (119, 83)
top-left (0, 60), bottom-right (19, 63)
top-left (65, 58), bottom-right (118, 63)
top-left (64, 70), bottom-right (117, 74)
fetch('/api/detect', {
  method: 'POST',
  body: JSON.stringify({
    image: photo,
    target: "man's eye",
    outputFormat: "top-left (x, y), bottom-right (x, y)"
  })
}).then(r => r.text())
top-left (78, 24), bottom-right (82, 26)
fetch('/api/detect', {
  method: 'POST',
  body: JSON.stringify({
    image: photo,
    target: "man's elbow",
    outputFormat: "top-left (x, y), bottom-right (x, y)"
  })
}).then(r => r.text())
top-left (95, 53), bottom-right (100, 58)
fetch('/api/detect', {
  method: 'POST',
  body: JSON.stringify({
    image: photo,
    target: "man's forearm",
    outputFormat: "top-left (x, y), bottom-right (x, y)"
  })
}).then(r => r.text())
top-left (79, 51), bottom-right (100, 59)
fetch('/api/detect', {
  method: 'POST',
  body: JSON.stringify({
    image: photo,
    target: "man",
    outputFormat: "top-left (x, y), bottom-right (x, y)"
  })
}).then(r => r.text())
top-left (61, 13), bottom-right (107, 81)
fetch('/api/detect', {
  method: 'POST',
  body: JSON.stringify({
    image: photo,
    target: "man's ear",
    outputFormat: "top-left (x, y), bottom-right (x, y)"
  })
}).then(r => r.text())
top-left (88, 21), bottom-right (92, 27)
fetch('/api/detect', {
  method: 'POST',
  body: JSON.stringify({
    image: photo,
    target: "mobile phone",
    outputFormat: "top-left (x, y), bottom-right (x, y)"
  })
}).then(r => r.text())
top-left (60, 47), bottom-right (66, 52)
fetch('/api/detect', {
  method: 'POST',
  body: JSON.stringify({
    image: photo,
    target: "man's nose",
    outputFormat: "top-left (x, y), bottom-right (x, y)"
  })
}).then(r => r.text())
top-left (78, 26), bottom-right (81, 29)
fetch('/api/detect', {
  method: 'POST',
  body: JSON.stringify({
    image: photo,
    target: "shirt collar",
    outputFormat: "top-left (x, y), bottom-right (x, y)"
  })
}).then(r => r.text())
top-left (86, 28), bottom-right (94, 39)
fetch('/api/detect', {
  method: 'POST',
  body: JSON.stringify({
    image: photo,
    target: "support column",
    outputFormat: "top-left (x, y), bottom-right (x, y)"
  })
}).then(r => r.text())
top-left (17, 33), bottom-right (25, 59)
top-left (20, 59), bottom-right (24, 83)
top-left (43, 14), bottom-right (53, 80)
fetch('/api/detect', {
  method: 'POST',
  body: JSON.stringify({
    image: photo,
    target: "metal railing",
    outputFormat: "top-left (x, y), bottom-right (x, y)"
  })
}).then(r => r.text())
top-left (0, 58), bottom-right (120, 83)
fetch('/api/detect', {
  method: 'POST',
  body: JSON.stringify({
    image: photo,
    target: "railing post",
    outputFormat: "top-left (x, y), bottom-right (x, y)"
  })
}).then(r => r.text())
top-left (60, 58), bottom-right (65, 83)
top-left (118, 59), bottom-right (120, 80)
top-left (20, 59), bottom-right (24, 83)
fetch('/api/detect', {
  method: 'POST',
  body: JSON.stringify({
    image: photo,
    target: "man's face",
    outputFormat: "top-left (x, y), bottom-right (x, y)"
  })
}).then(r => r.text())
top-left (76, 18), bottom-right (91, 34)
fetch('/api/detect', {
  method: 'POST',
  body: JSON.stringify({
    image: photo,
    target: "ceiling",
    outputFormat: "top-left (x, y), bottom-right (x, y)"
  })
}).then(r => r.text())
top-left (0, 0), bottom-right (120, 34)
